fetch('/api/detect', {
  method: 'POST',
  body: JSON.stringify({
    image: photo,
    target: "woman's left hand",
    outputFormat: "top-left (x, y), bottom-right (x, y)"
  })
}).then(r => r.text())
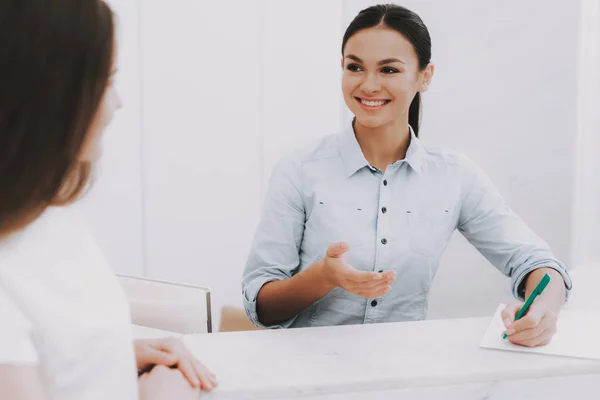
top-left (134, 337), bottom-right (217, 391)
top-left (501, 299), bottom-right (558, 347)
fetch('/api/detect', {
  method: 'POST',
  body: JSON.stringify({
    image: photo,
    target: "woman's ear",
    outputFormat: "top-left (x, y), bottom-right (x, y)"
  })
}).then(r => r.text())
top-left (419, 63), bottom-right (435, 92)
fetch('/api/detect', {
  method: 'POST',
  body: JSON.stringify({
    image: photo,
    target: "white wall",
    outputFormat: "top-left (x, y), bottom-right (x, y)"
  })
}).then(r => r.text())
top-left (572, 0), bottom-right (600, 269)
top-left (79, 0), bottom-right (144, 277)
top-left (81, 0), bottom-right (595, 328)
top-left (138, 0), bottom-right (262, 331)
top-left (262, 0), bottom-right (344, 193)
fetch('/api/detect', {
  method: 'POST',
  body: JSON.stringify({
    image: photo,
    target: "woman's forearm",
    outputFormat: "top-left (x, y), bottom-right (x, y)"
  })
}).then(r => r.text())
top-left (524, 267), bottom-right (566, 312)
top-left (256, 259), bottom-right (336, 326)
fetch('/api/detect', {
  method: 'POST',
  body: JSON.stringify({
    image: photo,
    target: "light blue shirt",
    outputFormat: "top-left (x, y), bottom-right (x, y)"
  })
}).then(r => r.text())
top-left (242, 122), bottom-right (572, 329)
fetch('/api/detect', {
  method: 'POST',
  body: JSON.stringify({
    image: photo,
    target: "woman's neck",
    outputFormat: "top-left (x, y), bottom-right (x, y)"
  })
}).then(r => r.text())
top-left (353, 118), bottom-right (411, 172)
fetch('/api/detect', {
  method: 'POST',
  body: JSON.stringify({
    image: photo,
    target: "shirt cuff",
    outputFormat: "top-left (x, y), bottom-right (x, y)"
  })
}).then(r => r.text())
top-left (242, 277), bottom-right (298, 329)
top-left (511, 259), bottom-right (572, 301)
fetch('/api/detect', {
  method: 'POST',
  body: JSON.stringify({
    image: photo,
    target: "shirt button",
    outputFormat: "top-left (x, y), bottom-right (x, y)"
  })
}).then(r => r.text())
top-left (381, 238), bottom-right (387, 245)
top-left (381, 207), bottom-right (387, 213)
top-left (383, 180), bottom-right (388, 186)
top-left (371, 300), bottom-right (378, 307)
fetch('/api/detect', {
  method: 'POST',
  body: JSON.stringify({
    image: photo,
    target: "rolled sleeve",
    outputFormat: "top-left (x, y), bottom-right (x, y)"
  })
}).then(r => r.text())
top-left (457, 155), bottom-right (572, 300)
top-left (511, 259), bottom-right (572, 301)
top-left (242, 275), bottom-right (293, 329)
top-left (241, 153), bottom-right (306, 329)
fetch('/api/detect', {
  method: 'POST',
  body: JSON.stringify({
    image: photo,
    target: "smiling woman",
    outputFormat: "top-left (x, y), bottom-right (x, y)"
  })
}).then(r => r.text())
top-left (241, 3), bottom-right (571, 349)
top-left (340, 4), bottom-right (433, 137)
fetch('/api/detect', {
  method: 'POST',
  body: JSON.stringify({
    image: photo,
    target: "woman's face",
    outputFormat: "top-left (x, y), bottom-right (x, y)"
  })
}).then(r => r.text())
top-left (341, 27), bottom-right (433, 129)
top-left (80, 55), bottom-right (122, 162)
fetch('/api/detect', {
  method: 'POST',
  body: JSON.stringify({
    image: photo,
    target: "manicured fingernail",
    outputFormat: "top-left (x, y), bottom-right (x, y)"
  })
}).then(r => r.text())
top-left (505, 328), bottom-right (514, 335)
top-left (374, 274), bottom-right (382, 280)
top-left (503, 319), bottom-right (511, 327)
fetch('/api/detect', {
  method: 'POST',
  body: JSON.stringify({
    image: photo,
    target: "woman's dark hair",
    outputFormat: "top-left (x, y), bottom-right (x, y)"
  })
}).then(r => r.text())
top-left (0, 0), bottom-right (115, 236)
top-left (342, 4), bottom-right (431, 136)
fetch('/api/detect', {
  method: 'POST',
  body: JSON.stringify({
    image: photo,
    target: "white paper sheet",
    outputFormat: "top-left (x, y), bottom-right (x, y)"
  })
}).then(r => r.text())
top-left (480, 304), bottom-right (600, 360)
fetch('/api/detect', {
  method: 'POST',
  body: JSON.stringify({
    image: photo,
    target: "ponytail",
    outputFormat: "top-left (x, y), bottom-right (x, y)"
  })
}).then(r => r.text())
top-left (408, 92), bottom-right (421, 137)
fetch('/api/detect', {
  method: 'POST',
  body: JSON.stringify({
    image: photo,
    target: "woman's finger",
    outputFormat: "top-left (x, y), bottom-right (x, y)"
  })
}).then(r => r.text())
top-left (505, 301), bottom-right (548, 335)
top-left (355, 284), bottom-right (391, 298)
top-left (177, 359), bottom-right (201, 388)
top-left (501, 302), bottom-right (521, 328)
top-left (193, 360), bottom-right (217, 391)
top-left (509, 326), bottom-right (552, 347)
top-left (148, 348), bottom-right (178, 367)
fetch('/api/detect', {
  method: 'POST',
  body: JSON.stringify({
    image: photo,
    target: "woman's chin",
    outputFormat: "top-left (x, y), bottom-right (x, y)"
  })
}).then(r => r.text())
top-left (354, 114), bottom-right (391, 129)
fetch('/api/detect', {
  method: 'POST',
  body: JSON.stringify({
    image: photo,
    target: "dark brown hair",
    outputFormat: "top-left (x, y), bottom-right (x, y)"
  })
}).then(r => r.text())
top-left (342, 4), bottom-right (431, 137)
top-left (0, 0), bottom-right (115, 236)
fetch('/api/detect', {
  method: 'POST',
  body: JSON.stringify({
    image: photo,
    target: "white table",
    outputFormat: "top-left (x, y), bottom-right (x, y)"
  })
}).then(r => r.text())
top-left (131, 324), bottom-right (181, 339)
top-left (182, 316), bottom-right (600, 399)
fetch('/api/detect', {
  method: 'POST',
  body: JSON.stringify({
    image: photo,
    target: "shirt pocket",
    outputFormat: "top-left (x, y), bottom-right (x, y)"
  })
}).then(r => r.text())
top-left (406, 205), bottom-right (456, 257)
top-left (306, 197), bottom-right (377, 252)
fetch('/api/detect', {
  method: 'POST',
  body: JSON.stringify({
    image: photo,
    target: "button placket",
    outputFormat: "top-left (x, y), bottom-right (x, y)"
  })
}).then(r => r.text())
top-left (378, 174), bottom-right (391, 254)
top-left (374, 174), bottom-right (392, 291)
top-left (365, 174), bottom-right (392, 324)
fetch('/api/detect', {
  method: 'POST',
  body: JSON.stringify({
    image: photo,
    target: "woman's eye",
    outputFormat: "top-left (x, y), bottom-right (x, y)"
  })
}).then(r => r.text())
top-left (381, 67), bottom-right (399, 74)
top-left (347, 64), bottom-right (362, 72)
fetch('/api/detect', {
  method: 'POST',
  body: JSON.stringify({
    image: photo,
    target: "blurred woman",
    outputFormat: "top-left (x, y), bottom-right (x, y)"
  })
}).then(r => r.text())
top-left (0, 1), bottom-right (216, 398)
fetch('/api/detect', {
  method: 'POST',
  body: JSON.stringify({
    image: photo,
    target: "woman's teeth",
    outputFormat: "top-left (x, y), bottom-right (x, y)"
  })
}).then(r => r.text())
top-left (361, 99), bottom-right (388, 107)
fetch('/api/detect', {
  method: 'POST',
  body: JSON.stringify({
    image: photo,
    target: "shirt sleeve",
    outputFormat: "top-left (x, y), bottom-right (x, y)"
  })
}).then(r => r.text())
top-left (456, 155), bottom-right (572, 300)
top-left (241, 153), bottom-right (306, 329)
top-left (0, 287), bottom-right (39, 364)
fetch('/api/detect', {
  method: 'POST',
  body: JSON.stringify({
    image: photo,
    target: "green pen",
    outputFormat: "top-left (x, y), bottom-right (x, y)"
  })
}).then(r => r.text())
top-left (503, 273), bottom-right (551, 339)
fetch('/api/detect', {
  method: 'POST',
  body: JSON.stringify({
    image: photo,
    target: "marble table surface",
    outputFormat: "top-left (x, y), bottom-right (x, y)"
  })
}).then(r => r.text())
top-left (131, 324), bottom-right (181, 339)
top-left (270, 374), bottom-right (600, 400)
top-left (181, 316), bottom-right (600, 399)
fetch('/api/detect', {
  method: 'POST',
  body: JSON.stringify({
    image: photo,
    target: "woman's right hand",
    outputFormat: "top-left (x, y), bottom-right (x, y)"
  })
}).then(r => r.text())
top-left (321, 242), bottom-right (396, 298)
top-left (138, 365), bottom-right (202, 400)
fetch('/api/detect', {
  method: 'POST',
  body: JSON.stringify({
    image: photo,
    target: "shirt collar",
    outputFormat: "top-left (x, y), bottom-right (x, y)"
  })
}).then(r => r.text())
top-left (339, 120), bottom-right (425, 178)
